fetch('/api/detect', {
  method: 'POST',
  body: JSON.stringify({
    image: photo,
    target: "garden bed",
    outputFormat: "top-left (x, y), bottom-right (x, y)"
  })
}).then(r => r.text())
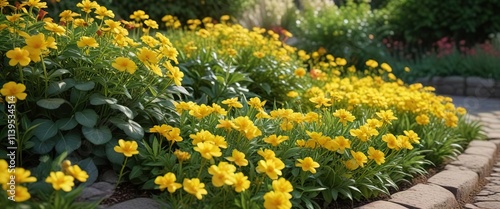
top-left (416, 76), bottom-right (500, 98)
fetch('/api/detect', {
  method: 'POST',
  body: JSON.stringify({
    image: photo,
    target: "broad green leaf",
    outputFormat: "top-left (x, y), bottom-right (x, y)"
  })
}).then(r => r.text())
top-left (89, 93), bottom-right (117, 105)
top-left (75, 109), bottom-right (99, 127)
top-left (49, 69), bottom-right (71, 79)
top-left (74, 81), bottom-right (95, 91)
top-left (32, 119), bottom-right (58, 141)
top-left (55, 131), bottom-right (81, 154)
top-left (55, 117), bottom-right (78, 131)
top-left (78, 158), bottom-right (98, 186)
top-left (31, 136), bottom-right (56, 154)
top-left (109, 117), bottom-right (144, 139)
top-left (109, 104), bottom-right (133, 119)
top-left (106, 139), bottom-right (124, 164)
top-left (167, 85), bottom-right (190, 95)
top-left (36, 98), bottom-right (66, 109)
top-left (82, 126), bottom-right (112, 145)
top-left (47, 79), bottom-right (73, 95)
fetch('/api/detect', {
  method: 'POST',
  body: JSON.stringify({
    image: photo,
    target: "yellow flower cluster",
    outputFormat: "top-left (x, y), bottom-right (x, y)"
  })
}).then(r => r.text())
top-left (0, 160), bottom-right (36, 202)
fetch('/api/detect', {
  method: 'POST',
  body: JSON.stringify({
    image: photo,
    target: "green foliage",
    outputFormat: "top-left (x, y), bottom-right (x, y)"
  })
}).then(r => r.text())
top-left (386, 0), bottom-right (500, 48)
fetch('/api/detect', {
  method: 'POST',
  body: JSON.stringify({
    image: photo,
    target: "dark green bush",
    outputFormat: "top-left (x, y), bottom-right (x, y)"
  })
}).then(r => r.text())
top-left (386, 0), bottom-right (500, 48)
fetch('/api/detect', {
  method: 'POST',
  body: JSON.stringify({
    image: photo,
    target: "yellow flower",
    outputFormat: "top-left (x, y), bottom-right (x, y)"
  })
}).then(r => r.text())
top-left (77, 36), bottom-right (99, 48)
top-left (350, 150), bottom-right (367, 168)
top-left (258, 149), bottom-right (276, 160)
top-left (137, 47), bottom-right (159, 64)
top-left (416, 114), bottom-right (430, 125)
top-left (366, 118), bottom-right (383, 129)
top-left (76, 0), bottom-right (99, 13)
top-left (211, 103), bottom-right (227, 116)
top-left (44, 22), bottom-right (66, 36)
top-left (150, 124), bottom-right (172, 136)
top-left (6, 48), bottom-right (31, 66)
top-left (6, 14), bottom-right (23, 22)
top-left (382, 134), bottom-right (400, 150)
top-left (10, 168), bottom-right (37, 187)
top-left (208, 162), bottom-right (236, 187)
top-left (144, 19), bottom-right (159, 29)
top-left (456, 107), bottom-right (467, 115)
top-left (365, 59), bottom-right (378, 68)
top-left (45, 171), bottom-right (75, 192)
top-left (155, 172), bottom-right (182, 193)
top-left (256, 158), bottom-right (285, 180)
top-left (164, 127), bottom-right (183, 142)
top-left (194, 141), bottom-right (222, 160)
top-left (220, 15), bottom-right (230, 21)
top-left (1, 81), bottom-right (28, 101)
top-left (263, 191), bottom-right (292, 209)
top-left (380, 63), bottom-right (392, 72)
top-left (376, 110), bottom-right (398, 125)
top-left (173, 149), bottom-right (191, 162)
top-left (294, 67), bottom-right (306, 77)
top-left (231, 116), bottom-right (262, 140)
top-left (398, 135), bottom-right (413, 150)
top-left (248, 97), bottom-right (266, 110)
top-left (66, 165), bottom-right (89, 182)
top-left (349, 125), bottom-right (378, 142)
top-left (13, 186), bottom-right (31, 202)
top-left (130, 10), bottom-right (149, 21)
top-left (263, 134), bottom-right (289, 147)
top-left (295, 157), bottom-right (320, 174)
top-left (189, 130), bottom-right (214, 145)
top-left (166, 65), bottom-right (184, 86)
top-left (253, 51), bottom-right (265, 58)
top-left (336, 57), bottom-right (347, 66)
top-left (188, 104), bottom-right (213, 119)
top-left (113, 139), bottom-right (139, 157)
top-left (112, 57), bottom-right (137, 74)
top-left (345, 159), bottom-right (359, 171)
top-left (94, 6), bottom-right (115, 19)
top-left (309, 95), bottom-right (332, 108)
top-left (286, 91), bottom-right (299, 98)
top-left (403, 130), bottom-right (420, 144)
top-left (333, 109), bottom-right (356, 125)
top-left (233, 172), bottom-right (251, 193)
top-left (59, 10), bottom-right (81, 22)
top-left (173, 101), bottom-right (195, 114)
top-left (183, 178), bottom-right (207, 200)
top-left (222, 97), bottom-right (243, 109)
top-left (225, 149), bottom-right (248, 167)
top-left (216, 119), bottom-right (234, 131)
top-left (367, 147), bottom-right (385, 165)
top-left (272, 178), bottom-right (293, 198)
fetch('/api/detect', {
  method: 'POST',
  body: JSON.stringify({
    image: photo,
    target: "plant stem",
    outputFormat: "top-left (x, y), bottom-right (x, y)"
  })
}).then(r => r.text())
top-left (115, 157), bottom-right (129, 189)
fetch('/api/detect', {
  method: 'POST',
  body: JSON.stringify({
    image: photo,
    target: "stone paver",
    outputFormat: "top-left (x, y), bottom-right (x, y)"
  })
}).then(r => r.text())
top-left (104, 198), bottom-right (163, 209)
top-left (388, 183), bottom-right (459, 209)
top-left (427, 169), bottom-right (478, 202)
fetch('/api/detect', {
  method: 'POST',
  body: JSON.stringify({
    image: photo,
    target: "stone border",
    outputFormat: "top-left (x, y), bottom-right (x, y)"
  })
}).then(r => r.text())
top-left (357, 140), bottom-right (500, 209)
top-left (415, 76), bottom-right (500, 98)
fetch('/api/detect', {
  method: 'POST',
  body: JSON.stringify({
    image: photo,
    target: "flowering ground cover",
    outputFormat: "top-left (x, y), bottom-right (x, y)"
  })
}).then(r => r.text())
top-left (0, 0), bottom-right (483, 209)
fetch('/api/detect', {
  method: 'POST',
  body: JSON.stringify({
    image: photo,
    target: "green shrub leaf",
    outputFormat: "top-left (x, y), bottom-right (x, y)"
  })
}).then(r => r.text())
top-left (75, 81), bottom-right (95, 91)
top-left (89, 93), bottom-right (117, 105)
top-left (55, 131), bottom-right (82, 154)
top-left (49, 69), bottom-right (71, 79)
top-left (47, 78), bottom-right (75, 95)
top-left (36, 98), bottom-right (66, 110)
top-left (109, 104), bottom-right (134, 119)
top-left (109, 117), bottom-right (144, 139)
top-left (106, 139), bottom-right (124, 164)
top-left (32, 119), bottom-right (59, 141)
top-left (55, 117), bottom-right (79, 131)
top-left (78, 158), bottom-right (98, 186)
top-left (129, 166), bottom-right (143, 180)
top-left (75, 109), bottom-right (99, 127)
top-left (82, 126), bottom-right (112, 145)
top-left (31, 136), bottom-right (56, 154)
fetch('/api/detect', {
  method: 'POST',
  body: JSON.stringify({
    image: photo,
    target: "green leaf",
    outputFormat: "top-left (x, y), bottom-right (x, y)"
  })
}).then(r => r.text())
top-left (106, 139), bottom-right (124, 164)
top-left (109, 103), bottom-right (134, 119)
top-left (36, 98), bottom-right (66, 109)
top-left (78, 158), bottom-right (98, 186)
top-left (109, 117), bottom-right (144, 139)
top-left (31, 136), bottom-right (56, 154)
top-left (75, 81), bottom-right (95, 91)
top-left (55, 117), bottom-right (79, 131)
top-left (55, 131), bottom-right (82, 154)
top-left (75, 109), bottom-right (99, 127)
top-left (89, 93), bottom-right (117, 105)
top-left (82, 126), bottom-right (112, 145)
top-left (129, 166), bottom-right (143, 180)
top-left (167, 85), bottom-right (190, 95)
top-left (32, 119), bottom-right (59, 141)
top-left (47, 79), bottom-right (75, 95)
top-left (49, 69), bottom-right (71, 79)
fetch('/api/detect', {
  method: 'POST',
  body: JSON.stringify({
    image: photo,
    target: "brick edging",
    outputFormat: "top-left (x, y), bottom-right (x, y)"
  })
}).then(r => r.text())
top-left (357, 140), bottom-right (500, 209)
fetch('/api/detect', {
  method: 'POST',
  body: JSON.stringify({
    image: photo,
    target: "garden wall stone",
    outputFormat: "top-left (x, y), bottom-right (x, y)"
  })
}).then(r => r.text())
top-left (447, 154), bottom-right (492, 179)
top-left (416, 76), bottom-right (500, 98)
top-left (355, 200), bottom-right (408, 209)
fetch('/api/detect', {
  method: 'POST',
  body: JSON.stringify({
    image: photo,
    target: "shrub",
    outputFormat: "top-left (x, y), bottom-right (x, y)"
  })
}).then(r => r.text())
top-left (164, 17), bottom-right (304, 105)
